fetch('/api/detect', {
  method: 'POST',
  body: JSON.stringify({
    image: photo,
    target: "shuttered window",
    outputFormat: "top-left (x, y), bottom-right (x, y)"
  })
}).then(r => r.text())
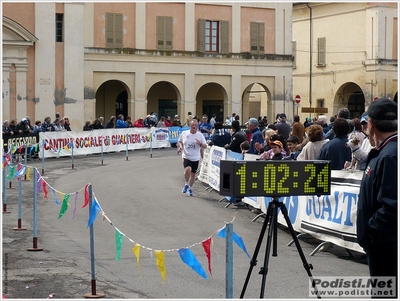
top-left (317, 37), bottom-right (326, 66)
top-left (198, 19), bottom-right (229, 53)
top-left (106, 13), bottom-right (123, 48)
top-left (250, 22), bottom-right (264, 54)
top-left (157, 16), bottom-right (173, 50)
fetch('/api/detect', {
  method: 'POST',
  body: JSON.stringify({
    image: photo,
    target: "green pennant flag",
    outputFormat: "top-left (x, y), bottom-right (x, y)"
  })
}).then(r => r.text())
top-left (7, 166), bottom-right (16, 180)
top-left (35, 143), bottom-right (39, 152)
top-left (115, 230), bottom-right (124, 262)
top-left (57, 148), bottom-right (61, 155)
top-left (58, 194), bottom-right (70, 219)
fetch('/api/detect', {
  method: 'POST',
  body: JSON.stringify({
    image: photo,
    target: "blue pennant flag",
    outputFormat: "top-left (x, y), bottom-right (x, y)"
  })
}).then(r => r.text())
top-left (13, 165), bottom-right (26, 178)
top-left (217, 228), bottom-right (251, 259)
top-left (87, 198), bottom-right (101, 228)
top-left (178, 248), bottom-right (208, 280)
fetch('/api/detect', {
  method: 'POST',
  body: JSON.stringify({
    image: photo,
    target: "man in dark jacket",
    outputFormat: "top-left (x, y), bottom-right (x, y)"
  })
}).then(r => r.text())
top-left (317, 118), bottom-right (351, 170)
top-left (357, 98), bottom-right (397, 283)
top-left (224, 120), bottom-right (247, 153)
top-left (16, 118), bottom-right (33, 134)
top-left (246, 118), bottom-right (264, 155)
top-left (275, 113), bottom-right (291, 139)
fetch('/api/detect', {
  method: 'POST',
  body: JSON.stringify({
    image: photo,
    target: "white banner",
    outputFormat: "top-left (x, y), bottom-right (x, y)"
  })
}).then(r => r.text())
top-left (39, 128), bottom-right (170, 158)
top-left (198, 147), bottom-right (364, 253)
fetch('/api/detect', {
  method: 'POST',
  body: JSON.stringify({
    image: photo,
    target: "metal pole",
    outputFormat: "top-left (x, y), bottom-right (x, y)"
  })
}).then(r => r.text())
top-left (101, 137), bottom-right (104, 165)
top-left (41, 142), bottom-right (45, 175)
top-left (125, 134), bottom-right (129, 161)
top-left (27, 169), bottom-right (43, 251)
top-left (226, 223), bottom-right (233, 298)
top-left (14, 171), bottom-right (26, 230)
top-left (71, 142), bottom-right (75, 170)
top-left (150, 132), bottom-right (153, 158)
top-left (3, 167), bottom-right (11, 213)
top-left (83, 184), bottom-right (105, 298)
top-left (24, 144), bottom-right (28, 181)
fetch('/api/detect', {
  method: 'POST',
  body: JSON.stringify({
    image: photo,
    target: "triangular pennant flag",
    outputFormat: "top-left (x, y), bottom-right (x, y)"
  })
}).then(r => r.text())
top-left (18, 145), bottom-right (23, 153)
top-left (72, 192), bottom-right (79, 220)
top-left (7, 166), bottom-right (16, 180)
top-left (132, 244), bottom-right (141, 270)
top-left (36, 175), bottom-right (42, 195)
top-left (87, 198), bottom-right (101, 228)
top-left (82, 184), bottom-right (89, 208)
top-left (217, 228), bottom-right (251, 259)
top-left (52, 188), bottom-right (60, 205)
top-left (42, 181), bottom-right (48, 199)
top-left (26, 166), bottom-right (31, 180)
top-left (155, 250), bottom-right (166, 282)
top-left (30, 145), bottom-right (35, 154)
top-left (178, 248), bottom-right (208, 280)
top-left (202, 237), bottom-right (213, 276)
top-left (35, 143), bottom-right (39, 152)
top-left (11, 144), bottom-right (17, 154)
top-left (13, 165), bottom-right (26, 178)
top-left (115, 230), bottom-right (124, 262)
top-left (58, 194), bottom-right (70, 219)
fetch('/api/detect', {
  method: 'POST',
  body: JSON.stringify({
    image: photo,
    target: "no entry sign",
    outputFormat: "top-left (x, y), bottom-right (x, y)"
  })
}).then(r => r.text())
top-left (295, 95), bottom-right (301, 104)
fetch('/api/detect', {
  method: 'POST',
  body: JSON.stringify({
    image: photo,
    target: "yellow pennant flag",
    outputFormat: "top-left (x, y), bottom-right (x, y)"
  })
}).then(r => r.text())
top-left (131, 244), bottom-right (141, 271)
top-left (155, 250), bottom-right (166, 282)
top-left (26, 166), bottom-right (31, 181)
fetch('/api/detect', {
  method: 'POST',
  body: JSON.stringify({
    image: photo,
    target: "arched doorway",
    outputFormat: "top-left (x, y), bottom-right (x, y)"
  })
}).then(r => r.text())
top-left (196, 83), bottom-right (227, 122)
top-left (95, 80), bottom-right (130, 120)
top-left (335, 83), bottom-right (365, 119)
top-left (347, 92), bottom-right (365, 119)
top-left (147, 81), bottom-right (180, 119)
top-left (242, 83), bottom-right (271, 123)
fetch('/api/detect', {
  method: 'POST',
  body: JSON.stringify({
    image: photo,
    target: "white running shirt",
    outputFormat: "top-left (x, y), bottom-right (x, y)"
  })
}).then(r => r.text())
top-left (178, 130), bottom-right (207, 161)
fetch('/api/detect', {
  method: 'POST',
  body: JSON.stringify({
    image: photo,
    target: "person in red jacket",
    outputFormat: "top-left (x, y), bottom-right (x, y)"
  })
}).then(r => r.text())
top-left (133, 118), bottom-right (145, 127)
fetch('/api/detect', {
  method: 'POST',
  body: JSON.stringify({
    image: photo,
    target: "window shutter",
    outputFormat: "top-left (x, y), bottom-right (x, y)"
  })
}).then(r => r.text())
top-left (115, 14), bottom-right (123, 47)
top-left (156, 16), bottom-right (164, 49)
top-left (318, 37), bottom-right (326, 66)
top-left (250, 22), bottom-right (258, 53)
top-left (221, 21), bottom-right (229, 53)
top-left (198, 19), bottom-right (206, 52)
top-left (165, 17), bottom-right (173, 50)
top-left (258, 23), bottom-right (265, 53)
top-left (106, 13), bottom-right (114, 47)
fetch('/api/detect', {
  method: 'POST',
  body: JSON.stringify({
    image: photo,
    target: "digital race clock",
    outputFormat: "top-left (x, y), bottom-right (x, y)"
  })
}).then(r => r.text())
top-left (219, 160), bottom-right (331, 197)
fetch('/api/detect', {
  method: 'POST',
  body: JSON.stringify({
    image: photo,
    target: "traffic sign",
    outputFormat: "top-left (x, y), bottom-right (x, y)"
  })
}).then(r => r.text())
top-left (295, 95), bottom-right (301, 104)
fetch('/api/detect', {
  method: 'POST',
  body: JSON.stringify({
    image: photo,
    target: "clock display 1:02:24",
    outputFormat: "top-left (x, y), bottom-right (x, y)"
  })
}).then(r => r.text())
top-left (235, 163), bottom-right (330, 196)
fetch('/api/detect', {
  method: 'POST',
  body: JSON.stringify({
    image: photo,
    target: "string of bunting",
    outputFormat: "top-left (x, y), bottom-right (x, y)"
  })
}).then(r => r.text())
top-left (2, 156), bottom-right (251, 282)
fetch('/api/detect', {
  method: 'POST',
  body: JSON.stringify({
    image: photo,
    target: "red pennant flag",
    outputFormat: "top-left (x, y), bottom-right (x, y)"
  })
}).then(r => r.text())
top-left (43, 181), bottom-right (48, 199)
top-left (18, 145), bottom-right (23, 153)
top-left (82, 184), bottom-right (89, 208)
top-left (202, 237), bottom-right (213, 276)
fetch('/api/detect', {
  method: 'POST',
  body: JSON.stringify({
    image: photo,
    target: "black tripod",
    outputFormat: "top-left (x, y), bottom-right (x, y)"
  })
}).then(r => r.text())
top-left (240, 197), bottom-right (321, 299)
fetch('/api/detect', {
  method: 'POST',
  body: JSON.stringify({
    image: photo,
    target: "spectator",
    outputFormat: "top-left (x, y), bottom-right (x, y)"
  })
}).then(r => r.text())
top-left (255, 128), bottom-right (276, 155)
top-left (126, 116), bottom-right (133, 127)
top-left (317, 118), bottom-right (352, 170)
top-left (199, 114), bottom-right (213, 140)
top-left (133, 117), bottom-right (145, 127)
top-left (230, 113), bottom-right (236, 124)
top-left (291, 115), bottom-right (305, 143)
top-left (224, 115), bottom-right (232, 126)
top-left (209, 114), bottom-right (216, 128)
top-left (356, 98), bottom-right (397, 281)
top-left (234, 114), bottom-right (240, 124)
top-left (63, 116), bottom-right (72, 131)
top-left (164, 115), bottom-right (173, 127)
top-left (2, 120), bottom-right (14, 135)
top-left (240, 140), bottom-right (250, 154)
top-left (105, 116), bottom-right (116, 128)
top-left (304, 117), bottom-right (313, 129)
top-left (224, 120), bottom-right (248, 153)
top-left (16, 118), bottom-right (33, 134)
top-left (144, 115), bottom-right (153, 127)
top-left (245, 118), bottom-right (264, 155)
top-left (208, 122), bottom-right (231, 147)
top-left (325, 107), bottom-right (351, 140)
top-left (275, 113), bottom-right (291, 139)
top-left (157, 116), bottom-right (166, 128)
top-left (259, 133), bottom-right (288, 160)
top-left (150, 112), bottom-right (158, 125)
top-left (98, 117), bottom-right (105, 129)
top-left (92, 118), bottom-right (102, 129)
top-left (317, 115), bottom-right (329, 133)
top-left (186, 112), bottom-right (194, 126)
top-left (32, 121), bottom-right (42, 133)
top-left (53, 118), bottom-right (64, 131)
top-left (116, 114), bottom-right (127, 128)
top-left (83, 120), bottom-right (93, 131)
top-left (268, 140), bottom-right (284, 160)
top-left (328, 115), bottom-right (336, 131)
top-left (297, 124), bottom-right (327, 160)
top-left (172, 114), bottom-right (182, 127)
top-left (352, 117), bottom-right (365, 142)
top-left (283, 135), bottom-right (301, 160)
top-left (41, 117), bottom-right (54, 132)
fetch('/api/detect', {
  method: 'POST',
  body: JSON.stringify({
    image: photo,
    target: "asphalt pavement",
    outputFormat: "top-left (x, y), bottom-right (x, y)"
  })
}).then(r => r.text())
top-left (2, 147), bottom-right (368, 299)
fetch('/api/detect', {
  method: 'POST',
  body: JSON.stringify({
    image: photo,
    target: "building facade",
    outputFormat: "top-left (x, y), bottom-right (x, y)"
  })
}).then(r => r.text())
top-left (293, 2), bottom-right (398, 121)
top-left (2, 2), bottom-right (294, 131)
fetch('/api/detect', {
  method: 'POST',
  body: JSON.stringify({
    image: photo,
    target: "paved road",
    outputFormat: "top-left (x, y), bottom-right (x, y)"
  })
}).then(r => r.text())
top-left (2, 148), bottom-right (368, 298)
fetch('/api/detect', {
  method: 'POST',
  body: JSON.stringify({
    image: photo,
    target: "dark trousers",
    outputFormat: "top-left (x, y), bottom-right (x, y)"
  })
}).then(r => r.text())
top-left (365, 245), bottom-right (397, 298)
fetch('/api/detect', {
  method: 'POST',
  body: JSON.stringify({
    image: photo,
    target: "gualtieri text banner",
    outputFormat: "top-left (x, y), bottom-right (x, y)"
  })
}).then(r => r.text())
top-left (39, 128), bottom-right (170, 158)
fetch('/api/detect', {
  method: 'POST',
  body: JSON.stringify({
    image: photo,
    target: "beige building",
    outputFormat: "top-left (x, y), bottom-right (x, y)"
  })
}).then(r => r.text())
top-left (293, 2), bottom-right (398, 122)
top-left (2, 2), bottom-right (294, 131)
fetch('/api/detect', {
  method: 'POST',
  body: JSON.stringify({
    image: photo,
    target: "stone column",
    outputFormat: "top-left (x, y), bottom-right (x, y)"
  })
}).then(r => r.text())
top-left (15, 64), bottom-right (28, 120)
top-left (2, 66), bottom-right (11, 121)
